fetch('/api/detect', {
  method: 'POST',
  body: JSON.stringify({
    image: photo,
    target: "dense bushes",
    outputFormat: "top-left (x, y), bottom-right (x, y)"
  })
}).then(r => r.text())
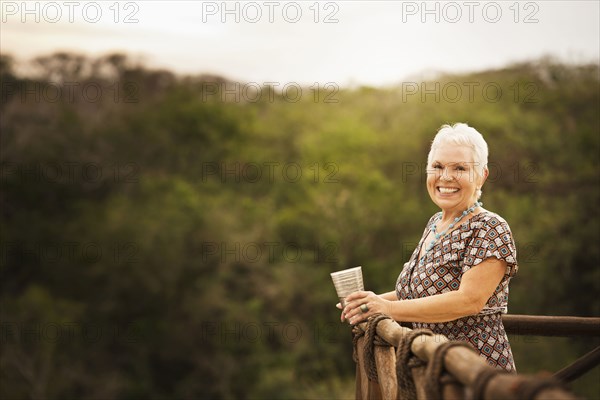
top-left (1, 53), bottom-right (598, 398)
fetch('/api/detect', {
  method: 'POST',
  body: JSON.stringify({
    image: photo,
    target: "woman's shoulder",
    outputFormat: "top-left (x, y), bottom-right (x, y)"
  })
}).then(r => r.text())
top-left (475, 209), bottom-right (508, 222)
top-left (426, 211), bottom-right (443, 226)
top-left (472, 210), bottom-right (514, 234)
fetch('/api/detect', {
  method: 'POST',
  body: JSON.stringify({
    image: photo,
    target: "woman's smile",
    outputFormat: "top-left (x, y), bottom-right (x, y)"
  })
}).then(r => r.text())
top-left (437, 186), bottom-right (460, 194)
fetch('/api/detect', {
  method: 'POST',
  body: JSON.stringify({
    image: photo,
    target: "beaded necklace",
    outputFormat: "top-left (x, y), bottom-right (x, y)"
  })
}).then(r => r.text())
top-left (418, 201), bottom-right (482, 266)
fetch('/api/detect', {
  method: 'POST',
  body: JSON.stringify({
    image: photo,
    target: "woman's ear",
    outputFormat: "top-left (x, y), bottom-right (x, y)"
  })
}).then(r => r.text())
top-left (476, 168), bottom-right (489, 199)
top-left (480, 167), bottom-right (489, 187)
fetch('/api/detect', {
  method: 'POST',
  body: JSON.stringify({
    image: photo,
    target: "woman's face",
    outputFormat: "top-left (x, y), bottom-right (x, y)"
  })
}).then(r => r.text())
top-left (426, 144), bottom-right (485, 215)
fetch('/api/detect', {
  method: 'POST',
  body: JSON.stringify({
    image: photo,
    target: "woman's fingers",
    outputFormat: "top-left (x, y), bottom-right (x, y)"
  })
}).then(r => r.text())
top-left (343, 291), bottom-right (365, 311)
top-left (345, 290), bottom-right (367, 302)
top-left (337, 291), bottom-right (381, 324)
top-left (343, 291), bottom-right (372, 313)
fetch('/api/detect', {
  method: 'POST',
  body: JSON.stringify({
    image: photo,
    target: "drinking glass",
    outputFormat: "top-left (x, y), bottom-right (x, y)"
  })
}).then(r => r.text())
top-left (330, 266), bottom-right (364, 308)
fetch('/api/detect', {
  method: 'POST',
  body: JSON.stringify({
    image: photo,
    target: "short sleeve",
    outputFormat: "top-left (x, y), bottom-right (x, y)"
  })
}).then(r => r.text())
top-left (462, 216), bottom-right (518, 278)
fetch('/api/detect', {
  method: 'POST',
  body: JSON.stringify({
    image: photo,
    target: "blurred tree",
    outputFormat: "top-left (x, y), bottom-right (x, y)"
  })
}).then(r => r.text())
top-left (0, 53), bottom-right (598, 399)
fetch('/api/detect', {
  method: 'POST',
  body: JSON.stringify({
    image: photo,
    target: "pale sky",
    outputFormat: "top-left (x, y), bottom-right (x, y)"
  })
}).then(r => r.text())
top-left (1, 0), bottom-right (599, 86)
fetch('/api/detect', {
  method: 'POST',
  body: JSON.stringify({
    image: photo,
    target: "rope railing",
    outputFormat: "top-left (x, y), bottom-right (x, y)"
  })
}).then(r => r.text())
top-left (351, 313), bottom-right (591, 400)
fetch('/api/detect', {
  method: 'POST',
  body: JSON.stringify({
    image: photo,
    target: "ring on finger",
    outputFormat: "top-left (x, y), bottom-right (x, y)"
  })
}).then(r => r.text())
top-left (360, 303), bottom-right (369, 313)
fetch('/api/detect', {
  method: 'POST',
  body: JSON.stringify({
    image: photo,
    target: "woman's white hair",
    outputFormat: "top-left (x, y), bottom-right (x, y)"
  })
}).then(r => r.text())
top-left (427, 123), bottom-right (489, 198)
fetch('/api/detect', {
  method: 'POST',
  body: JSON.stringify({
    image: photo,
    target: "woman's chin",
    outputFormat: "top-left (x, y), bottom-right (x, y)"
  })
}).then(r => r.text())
top-left (435, 191), bottom-right (460, 201)
top-left (433, 195), bottom-right (465, 210)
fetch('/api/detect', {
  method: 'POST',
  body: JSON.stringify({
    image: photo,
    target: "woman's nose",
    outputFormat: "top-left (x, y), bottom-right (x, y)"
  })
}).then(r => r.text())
top-left (440, 168), bottom-right (454, 181)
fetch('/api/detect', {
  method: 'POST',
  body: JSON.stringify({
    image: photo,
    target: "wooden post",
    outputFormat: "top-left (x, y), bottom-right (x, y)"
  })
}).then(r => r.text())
top-left (411, 364), bottom-right (428, 400)
top-left (374, 346), bottom-right (397, 400)
top-left (367, 379), bottom-right (381, 400)
top-left (355, 363), bottom-right (362, 400)
top-left (355, 336), bottom-right (369, 400)
top-left (441, 377), bottom-right (464, 400)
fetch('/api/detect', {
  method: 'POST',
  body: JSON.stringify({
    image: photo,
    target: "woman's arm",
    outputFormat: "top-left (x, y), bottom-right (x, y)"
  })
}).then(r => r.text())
top-left (378, 291), bottom-right (398, 301)
top-left (342, 258), bottom-right (506, 324)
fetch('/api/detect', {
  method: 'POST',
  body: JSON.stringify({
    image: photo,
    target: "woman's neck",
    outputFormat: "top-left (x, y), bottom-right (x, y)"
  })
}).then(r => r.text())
top-left (439, 201), bottom-right (481, 225)
top-left (440, 210), bottom-right (463, 224)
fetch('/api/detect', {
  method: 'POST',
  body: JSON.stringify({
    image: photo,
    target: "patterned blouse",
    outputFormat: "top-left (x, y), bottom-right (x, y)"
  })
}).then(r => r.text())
top-left (395, 211), bottom-right (518, 371)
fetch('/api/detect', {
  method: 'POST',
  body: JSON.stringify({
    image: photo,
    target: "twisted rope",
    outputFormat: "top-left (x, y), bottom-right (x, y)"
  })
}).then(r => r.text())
top-left (362, 314), bottom-right (393, 381)
top-left (423, 341), bottom-right (477, 400)
top-left (395, 329), bottom-right (434, 400)
top-left (351, 325), bottom-right (364, 363)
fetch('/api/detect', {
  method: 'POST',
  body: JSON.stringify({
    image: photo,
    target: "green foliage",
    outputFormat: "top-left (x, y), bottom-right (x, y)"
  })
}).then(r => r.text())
top-left (1, 53), bottom-right (598, 398)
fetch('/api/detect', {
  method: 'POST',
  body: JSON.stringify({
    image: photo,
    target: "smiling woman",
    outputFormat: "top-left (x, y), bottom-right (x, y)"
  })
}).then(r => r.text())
top-left (340, 123), bottom-right (519, 372)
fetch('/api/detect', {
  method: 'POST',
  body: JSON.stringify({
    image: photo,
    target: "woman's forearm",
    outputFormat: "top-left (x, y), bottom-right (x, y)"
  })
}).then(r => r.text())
top-left (388, 290), bottom-right (480, 323)
top-left (378, 291), bottom-right (398, 301)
